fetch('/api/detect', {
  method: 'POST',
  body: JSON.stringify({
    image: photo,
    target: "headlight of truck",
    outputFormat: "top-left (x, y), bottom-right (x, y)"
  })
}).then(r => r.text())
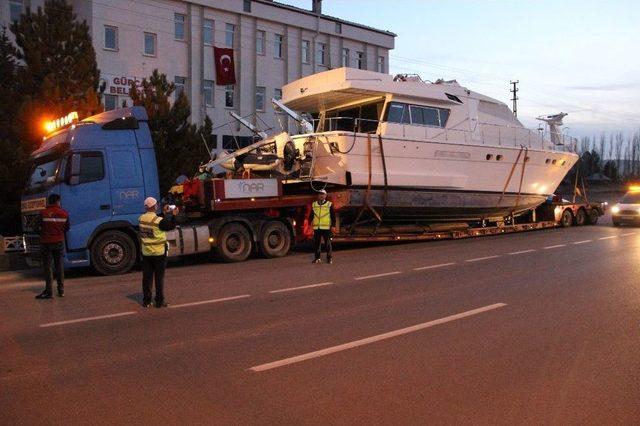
top-left (611, 205), bottom-right (620, 214)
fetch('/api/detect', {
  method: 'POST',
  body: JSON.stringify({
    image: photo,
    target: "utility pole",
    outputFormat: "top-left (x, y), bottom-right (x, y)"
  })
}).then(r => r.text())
top-left (510, 80), bottom-right (519, 117)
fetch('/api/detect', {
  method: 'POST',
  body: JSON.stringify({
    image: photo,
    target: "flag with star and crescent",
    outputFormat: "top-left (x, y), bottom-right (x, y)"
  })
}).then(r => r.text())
top-left (214, 47), bottom-right (236, 85)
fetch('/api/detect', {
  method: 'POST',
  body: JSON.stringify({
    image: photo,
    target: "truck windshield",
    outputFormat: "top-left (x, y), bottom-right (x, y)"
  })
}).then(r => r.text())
top-left (26, 157), bottom-right (62, 192)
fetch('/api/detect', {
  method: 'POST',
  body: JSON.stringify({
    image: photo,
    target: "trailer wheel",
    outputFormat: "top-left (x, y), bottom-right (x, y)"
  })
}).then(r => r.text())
top-left (90, 230), bottom-right (137, 275)
top-left (259, 221), bottom-right (291, 258)
top-left (215, 223), bottom-right (252, 262)
top-left (574, 208), bottom-right (587, 226)
top-left (560, 209), bottom-right (573, 227)
top-left (587, 209), bottom-right (599, 225)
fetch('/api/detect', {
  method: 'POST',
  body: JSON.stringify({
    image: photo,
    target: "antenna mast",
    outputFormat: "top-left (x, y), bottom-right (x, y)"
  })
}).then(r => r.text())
top-left (510, 80), bottom-right (519, 117)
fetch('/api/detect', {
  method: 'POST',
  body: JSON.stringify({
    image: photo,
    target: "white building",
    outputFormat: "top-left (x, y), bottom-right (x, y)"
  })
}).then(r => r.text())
top-left (2, 0), bottom-right (395, 150)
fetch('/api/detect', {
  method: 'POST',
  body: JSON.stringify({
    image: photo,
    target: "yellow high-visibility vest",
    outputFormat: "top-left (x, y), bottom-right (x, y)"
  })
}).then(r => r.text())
top-left (312, 201), bottom-right (332, 230)
top-left (138, 212), bottom-right (167, 256)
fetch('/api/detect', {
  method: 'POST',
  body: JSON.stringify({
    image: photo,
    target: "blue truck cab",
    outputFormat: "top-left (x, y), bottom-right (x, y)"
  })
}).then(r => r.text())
top-left (21, 107), bottom-right (160, 274)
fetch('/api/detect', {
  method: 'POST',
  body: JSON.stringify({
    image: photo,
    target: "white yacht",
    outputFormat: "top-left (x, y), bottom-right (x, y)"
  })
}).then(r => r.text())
top-left (274, 67), bottom-right (579, 223)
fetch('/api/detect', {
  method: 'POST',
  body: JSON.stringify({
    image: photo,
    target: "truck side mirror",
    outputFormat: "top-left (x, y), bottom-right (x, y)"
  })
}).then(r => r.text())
top-left (67, 153), bottom-right (81, 185)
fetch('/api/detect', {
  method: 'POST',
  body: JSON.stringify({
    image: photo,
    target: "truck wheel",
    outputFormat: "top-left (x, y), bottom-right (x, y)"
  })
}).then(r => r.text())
top-left (560, 209), bottom-right (573, 227)
top-left (216, 223), bottom-right (252, 262)
top-left (259, 221), bottom-right (291, 258)
top-left (587, 209), bottom-right (599, 225)
top-left (90, 230), bottom-right (136, 275)
top-left (574, 209), bottom-right (587, 226)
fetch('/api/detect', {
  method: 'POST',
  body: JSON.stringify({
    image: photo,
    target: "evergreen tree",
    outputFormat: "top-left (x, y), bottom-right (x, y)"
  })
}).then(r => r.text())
top-left (11, 0), bottom-right (101, 144)
top-left (129, 70), bottom-right (209, 192)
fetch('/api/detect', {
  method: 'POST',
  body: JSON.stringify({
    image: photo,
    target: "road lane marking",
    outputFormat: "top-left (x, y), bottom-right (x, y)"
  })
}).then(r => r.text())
top-left (508, 249), bottom-right (536, 255)
top-left (622, 232), bottom-right (637, 236)
top-left (465, 255), bottom-right (499, 263)
top-left (354, 271), bottom-right (401, 281)
top-left (248, 303), bottom-right (507, 372)
top-left (169, 294), bottom-right (251, 309)
top-left (573, 240), bottom-right (592, 244)
top-left (40, 311), bottom-right (137, 328)
top-left (599, 236), bottom-right (618, 240)
top-left (413, 262), bottom-right (456, 271)
top-left (544, 244), bottom-right (566, 249)
top-left (269, 282), bottom-right (333, 294)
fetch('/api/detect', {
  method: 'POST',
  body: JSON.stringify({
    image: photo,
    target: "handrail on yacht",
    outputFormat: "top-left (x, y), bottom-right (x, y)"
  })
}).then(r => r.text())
top-left (308, 116), bottom-right (577, 153)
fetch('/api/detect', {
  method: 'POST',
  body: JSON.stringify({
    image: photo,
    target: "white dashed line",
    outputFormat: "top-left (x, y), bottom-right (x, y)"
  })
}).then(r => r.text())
top-left (354, 271), bottom-right (401, 281)
top-left (269, 282), bottom-right (334, 294)
top-left (508, 249), bottom-right (536, 255)
top-left (413, 262), bottom-right (456, 271)
top-left (40, 311), bottom-right (137, 328)
top-left (248, 303), bottom-right (508, 372)
top-left (544, 244), bottom-right (566, 249)
top-left (465, 255), bottom-right (499, 263)
top-left (573, 240), bottom-right (592, 245)
top-left (169, 294), bottom-right (251, 309)
top-left (622, 232), bottom-right (637, 236)
top-left (599, 236), bottom-right (618, 240)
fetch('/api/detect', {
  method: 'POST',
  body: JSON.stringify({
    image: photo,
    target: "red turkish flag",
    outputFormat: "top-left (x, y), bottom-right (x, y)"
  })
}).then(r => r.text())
top-left (214, 47), bottom-right (236, 85)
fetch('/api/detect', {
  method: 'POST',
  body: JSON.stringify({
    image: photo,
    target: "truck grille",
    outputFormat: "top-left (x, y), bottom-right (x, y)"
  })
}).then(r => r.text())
top-left (22, 214), bottom-right (41, 233)
top-left (24, 234), bottom-right (41, 253)
top-left (619, 210), bottom-right (639, 215)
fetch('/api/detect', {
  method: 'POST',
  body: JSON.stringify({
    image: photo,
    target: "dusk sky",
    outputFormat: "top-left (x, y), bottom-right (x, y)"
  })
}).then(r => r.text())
top-left (283, 0), bottom-right (640, 138)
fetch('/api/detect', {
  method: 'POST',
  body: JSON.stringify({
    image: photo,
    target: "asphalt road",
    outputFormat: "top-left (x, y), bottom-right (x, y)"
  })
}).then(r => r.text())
top-left (1, 215), bottom-right (639, 425)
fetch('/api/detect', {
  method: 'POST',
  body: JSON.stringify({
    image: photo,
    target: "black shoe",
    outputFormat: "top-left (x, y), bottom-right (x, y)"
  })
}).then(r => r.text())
top-left (35, 291), bottom-right (53, 299)
top-left (142, 301), bottom-right (152, 308)
top-left (313, 258), bottom-right (321, 264)
top-left (57, 288), bottom-right (64, 297)
top-left (155, 301), bottom-right (168, 308)
top-left (327, 258), bottom-right (333, 264)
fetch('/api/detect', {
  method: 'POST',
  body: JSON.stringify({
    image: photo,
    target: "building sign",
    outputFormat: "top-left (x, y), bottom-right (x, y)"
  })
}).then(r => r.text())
top-left (222, 179), bottom-right (280, 199)
top-left (101, 75), bottom-right (142, 97)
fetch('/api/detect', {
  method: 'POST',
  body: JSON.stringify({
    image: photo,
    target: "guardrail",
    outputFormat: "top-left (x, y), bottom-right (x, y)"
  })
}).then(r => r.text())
top-left (1, 236), bottom-right (25, 254)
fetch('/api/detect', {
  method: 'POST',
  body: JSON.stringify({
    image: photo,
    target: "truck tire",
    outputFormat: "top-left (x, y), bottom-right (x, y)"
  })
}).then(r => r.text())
top-left (574, 208), bottom-right (587, 226)
top-left (259, 221), bottom-right (291, 258)
top-left (587, 209), bottom-right (599, 225)
top-left (90, 230), bottom-right (137, 275)
top-left (215, 223), bottom-right (252, 262)
top-left (560, 209), bottom-right (573, 227)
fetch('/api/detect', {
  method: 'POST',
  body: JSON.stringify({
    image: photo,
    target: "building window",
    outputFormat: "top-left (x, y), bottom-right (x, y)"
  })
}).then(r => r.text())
top-left (342, 48), bottom-right (349, 67)
top-left (316, 42), bottom-right (326, 66)
top-left (203, 19), bottom-right (214, 45)
top-left (274, 88), bottom-right (282, 101)
top-left (225, 23), bottom-right (235, 48)
top-left (243, 0), bottom-right (252, 12)
top-left (225, 85), bottom-right (234, 108)
top-left (174, 13), bottom-right (186, 40)
top-left (256, 30), bottom-right (265, 55)
top-left (335, 22), bottom-right (342, 34)
top-left (377, 56), bottom-right (385, 73)
top-left (203, 80), bottom-right (214, 107)
top-left (104, 26), bottom-right (118, 50)
top-left (255, 86), bottom-right (266, 111)
top-left (9, 0), bottom-right (23, 23)
top-left (104, 94), bottom-right (117, 111)
top-left (302, 40), bottom-right (310, 64)
top-left (144, 32), bottom-right (156, 56)
top-left (274, 34), bottom-right (283, 59)
top-left (356, 51), bottom-right (365, 69)
top-left (175, 76), bottom-right (186, 100)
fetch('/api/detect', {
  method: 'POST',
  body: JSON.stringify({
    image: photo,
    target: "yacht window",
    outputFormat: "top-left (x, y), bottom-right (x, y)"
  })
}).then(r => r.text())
top-left (385, 102), bottom-right (410, 124)
top-left (422, 107), bottom-right (440, 126)
top-left (446, 93), bottom-right (462, 103)
top-left (439, 109), bottom-right (450, 126)
top-left (409, 106), bottom-right (424, 125)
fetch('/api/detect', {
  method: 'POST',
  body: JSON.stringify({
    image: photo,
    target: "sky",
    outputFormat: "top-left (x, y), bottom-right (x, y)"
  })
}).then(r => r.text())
top-left (282, 0), bottom-right (640, 138)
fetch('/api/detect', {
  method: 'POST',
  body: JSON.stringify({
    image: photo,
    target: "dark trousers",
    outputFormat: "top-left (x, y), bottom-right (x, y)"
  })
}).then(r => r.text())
top-left (142, 255), bottom-right (167, 304)
top-left (41, 242), bottom-right (64, 295)
top-left (313, 229), bottom-right (332, 260)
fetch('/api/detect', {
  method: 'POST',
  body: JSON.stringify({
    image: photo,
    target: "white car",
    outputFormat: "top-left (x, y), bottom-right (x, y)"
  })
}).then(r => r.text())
top-left (611, 189), bottom-right (640, 226)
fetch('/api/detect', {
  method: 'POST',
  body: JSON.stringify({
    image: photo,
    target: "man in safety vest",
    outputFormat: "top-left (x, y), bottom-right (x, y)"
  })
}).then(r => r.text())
top-left (35, 194), bottom-right (70, 299)
top-left (309, 189), bottom-right (336, 264)
top-left (139, 197), bottom-right (178, 308)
